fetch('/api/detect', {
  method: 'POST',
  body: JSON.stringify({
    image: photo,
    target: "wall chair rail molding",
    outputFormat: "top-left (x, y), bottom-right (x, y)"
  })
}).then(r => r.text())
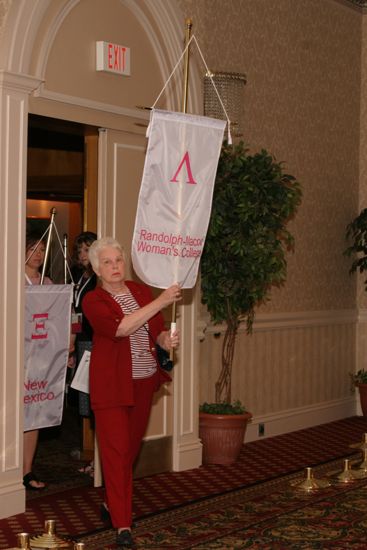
top-left (198, 309), bottom-right (357, 338)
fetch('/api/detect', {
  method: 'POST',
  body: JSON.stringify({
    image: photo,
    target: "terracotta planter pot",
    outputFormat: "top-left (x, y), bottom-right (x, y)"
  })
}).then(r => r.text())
top-left (199, 411), bottom-right (252, 465)
top-left (357, 383), bottom-right (367, 417)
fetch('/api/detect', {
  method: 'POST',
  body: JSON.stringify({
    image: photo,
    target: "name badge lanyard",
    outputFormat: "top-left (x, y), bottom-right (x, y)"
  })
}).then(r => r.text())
top-left (74, 275), bottom-right (92, 309)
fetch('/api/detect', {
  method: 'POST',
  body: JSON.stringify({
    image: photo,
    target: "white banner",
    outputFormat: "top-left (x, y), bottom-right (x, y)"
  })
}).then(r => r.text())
top-left (24, 285), bottom-right (73, 431)
top-left (132, 109), bottom-right (225, 289)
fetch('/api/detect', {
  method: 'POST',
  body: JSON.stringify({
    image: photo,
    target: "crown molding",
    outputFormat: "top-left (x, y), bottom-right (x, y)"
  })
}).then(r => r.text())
top-left (0, 70), bottom-right (42, 93)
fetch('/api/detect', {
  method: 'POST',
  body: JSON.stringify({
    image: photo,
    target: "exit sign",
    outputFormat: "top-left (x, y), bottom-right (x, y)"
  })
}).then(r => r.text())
top-left (96, 41), bottom-right (131, 76)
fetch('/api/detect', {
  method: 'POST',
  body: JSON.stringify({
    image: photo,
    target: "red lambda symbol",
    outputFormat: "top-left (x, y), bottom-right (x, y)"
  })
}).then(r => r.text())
top-left (170, 151), bottom-right (197, 185)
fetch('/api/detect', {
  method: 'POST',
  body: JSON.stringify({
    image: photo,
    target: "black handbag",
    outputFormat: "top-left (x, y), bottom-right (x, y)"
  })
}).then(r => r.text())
top-left (143, 324), bottom-right (174, 372)
top-left (155, 343), bottom-right (174, 372)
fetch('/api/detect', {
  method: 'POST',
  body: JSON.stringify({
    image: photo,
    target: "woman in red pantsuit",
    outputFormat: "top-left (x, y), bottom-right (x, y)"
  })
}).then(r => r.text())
top-left (82, 237), bottom-right (181, 549)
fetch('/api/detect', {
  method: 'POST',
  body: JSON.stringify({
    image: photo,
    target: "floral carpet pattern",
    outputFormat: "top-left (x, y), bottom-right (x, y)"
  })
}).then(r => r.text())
top-left (76, 457), bottom-right (367, 549)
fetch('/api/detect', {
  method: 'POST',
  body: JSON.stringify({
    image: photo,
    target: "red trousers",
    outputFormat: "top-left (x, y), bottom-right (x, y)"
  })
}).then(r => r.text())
top-left (93, 372), bottom-right (158, 528)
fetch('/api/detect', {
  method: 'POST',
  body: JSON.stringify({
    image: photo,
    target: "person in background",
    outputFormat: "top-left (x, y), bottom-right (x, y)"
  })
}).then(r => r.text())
top-left (23, 230), bottom-right (52, 490)
top-left (70, 231), bottom-right (97, 418)
top-left (82, 237), bottom-right (181, 549)
top-left (67, 231), bottom-right (97, 476)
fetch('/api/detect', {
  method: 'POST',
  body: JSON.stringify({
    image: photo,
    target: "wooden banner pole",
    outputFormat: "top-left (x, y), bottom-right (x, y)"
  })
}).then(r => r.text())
top-left (170, 18), bottom-right (193, 357)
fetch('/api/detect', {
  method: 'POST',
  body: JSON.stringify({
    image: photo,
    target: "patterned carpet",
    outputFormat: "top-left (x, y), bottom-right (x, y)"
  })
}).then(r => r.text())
top-left (1, 414), bottom-right (367, 549)
top-left (75, 456), bottom-right (367, 549)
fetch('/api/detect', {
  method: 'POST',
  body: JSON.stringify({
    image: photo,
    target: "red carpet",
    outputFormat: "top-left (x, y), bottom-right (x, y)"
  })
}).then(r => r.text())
top-left (0, 416), bottom-right (366, 549)
top-left (133, 415), bottom-right (367, 516)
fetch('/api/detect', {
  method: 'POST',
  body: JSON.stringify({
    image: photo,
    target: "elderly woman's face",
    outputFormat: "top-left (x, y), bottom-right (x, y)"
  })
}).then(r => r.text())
top-left (97, 245), bottom-right (125, 286)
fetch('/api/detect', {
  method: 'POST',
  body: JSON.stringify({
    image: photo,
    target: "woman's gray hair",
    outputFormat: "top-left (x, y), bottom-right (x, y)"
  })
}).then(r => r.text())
top-left (88, 237), bottom-right (126, 272)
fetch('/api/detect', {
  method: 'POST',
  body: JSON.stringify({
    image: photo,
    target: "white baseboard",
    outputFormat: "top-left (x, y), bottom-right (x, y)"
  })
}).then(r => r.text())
top-left (172, 439), bottom-right (203, 472)
top-left (245, 396), bottom-right (358, 443)
top-left (0, 483), bottom-right (25, 519)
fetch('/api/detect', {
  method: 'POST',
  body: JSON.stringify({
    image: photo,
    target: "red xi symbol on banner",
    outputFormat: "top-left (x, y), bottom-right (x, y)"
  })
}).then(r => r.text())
top-left (32, 313), bottom-right (48, 340)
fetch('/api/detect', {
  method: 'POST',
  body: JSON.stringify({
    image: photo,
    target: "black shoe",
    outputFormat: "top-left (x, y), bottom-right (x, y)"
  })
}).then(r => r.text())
top-left (102, 505), bottom-right (137, 528)
top-left (100, 503), bottom-right (111, 522)
top-left (23, 472), bottom-right (46, 491)
top-left (116, 529), bottom-right (134, 548)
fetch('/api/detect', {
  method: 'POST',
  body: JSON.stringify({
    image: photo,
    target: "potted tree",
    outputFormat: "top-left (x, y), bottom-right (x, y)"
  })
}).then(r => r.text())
top-left (344, 207), bottom-right (367, 289)
top-left (344, 209), bottom-right (367, 417)
top-left (199, 141), bottom-right (302, 464)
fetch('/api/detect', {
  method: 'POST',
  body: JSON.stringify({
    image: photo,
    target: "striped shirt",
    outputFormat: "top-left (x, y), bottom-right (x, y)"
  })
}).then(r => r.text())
top-left (112, 291), bottom-right (157, 379)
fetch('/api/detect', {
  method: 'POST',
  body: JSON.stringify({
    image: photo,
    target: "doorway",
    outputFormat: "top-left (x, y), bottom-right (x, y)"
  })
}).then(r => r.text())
top-left (27, 113), bottom-right (98, 464)
top-left (27, 114), bottom-right (98, 279)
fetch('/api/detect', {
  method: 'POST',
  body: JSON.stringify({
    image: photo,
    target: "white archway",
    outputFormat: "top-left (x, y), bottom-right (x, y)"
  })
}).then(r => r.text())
top-left (0, 0), bottom-right (201, 113)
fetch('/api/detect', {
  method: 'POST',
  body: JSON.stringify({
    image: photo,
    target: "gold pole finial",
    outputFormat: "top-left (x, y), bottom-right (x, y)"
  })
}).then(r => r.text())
top-left (181, 18), bottom-right (193, 114)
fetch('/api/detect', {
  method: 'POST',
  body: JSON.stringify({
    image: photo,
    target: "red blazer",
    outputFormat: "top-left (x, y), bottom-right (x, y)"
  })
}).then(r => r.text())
top-left (82, 281), bottom-right (170, 410)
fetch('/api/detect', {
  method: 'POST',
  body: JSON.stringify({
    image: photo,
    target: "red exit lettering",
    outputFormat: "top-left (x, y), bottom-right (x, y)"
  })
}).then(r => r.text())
top-left (96, 41), bottom-right (130, 76)
top-left (108, 43), bottom-right (127, 72)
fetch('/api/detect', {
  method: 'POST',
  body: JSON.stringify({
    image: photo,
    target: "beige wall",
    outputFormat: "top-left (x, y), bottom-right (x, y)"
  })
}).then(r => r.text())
top-left (31, 0), bottom-right (162, 110)
top-left (28, 0), bottom-right (201, 126)
top-left (177, 0), bottom-right (363, 424)
top-left (179, 0), bottom-right (360, 312)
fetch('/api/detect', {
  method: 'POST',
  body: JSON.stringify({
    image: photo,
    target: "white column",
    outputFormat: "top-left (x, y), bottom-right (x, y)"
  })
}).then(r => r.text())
top-left (0, 71), bottom-right (42, 519)
top-left (172, 285), bottom-right (203, 471)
